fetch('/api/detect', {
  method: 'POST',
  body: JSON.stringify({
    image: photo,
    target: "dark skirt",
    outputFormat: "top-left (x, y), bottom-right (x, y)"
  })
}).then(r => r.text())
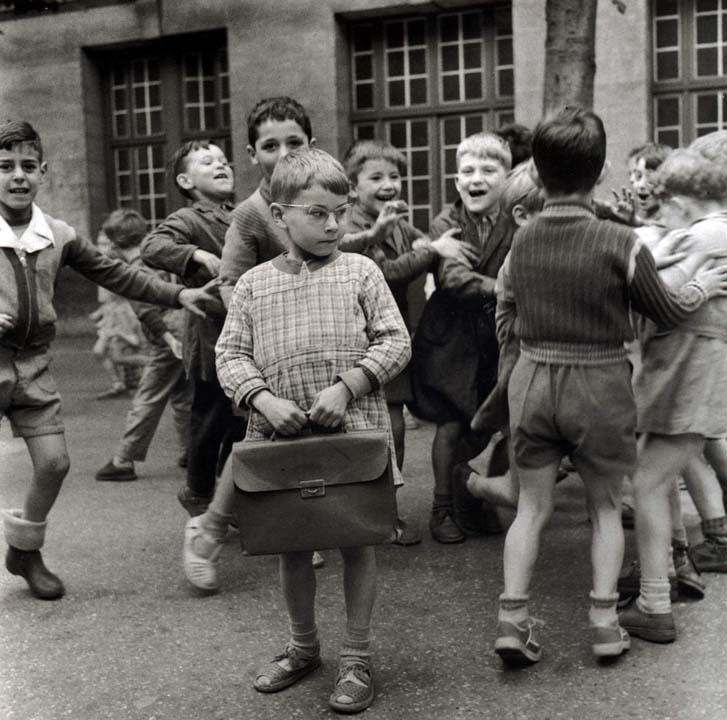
top-left (409, 290), bottom-right (499, 424)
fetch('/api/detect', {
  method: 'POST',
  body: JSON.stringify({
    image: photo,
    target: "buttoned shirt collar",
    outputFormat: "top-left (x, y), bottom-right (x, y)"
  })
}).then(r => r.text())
top-left (0, 204), bottom-right (54, 252)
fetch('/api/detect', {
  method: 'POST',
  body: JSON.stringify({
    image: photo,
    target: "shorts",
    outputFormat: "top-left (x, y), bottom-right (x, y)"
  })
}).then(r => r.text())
top-left (508, 355), bottom-right (636, 480)
top-left (0, 347), bottom-right (64, 438)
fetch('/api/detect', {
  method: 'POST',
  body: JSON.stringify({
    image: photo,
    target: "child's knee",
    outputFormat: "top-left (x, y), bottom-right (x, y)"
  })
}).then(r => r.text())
top-left (340, 545), bottom-right (376, 566)
top-left (36, 452), bottom-right (71, 481)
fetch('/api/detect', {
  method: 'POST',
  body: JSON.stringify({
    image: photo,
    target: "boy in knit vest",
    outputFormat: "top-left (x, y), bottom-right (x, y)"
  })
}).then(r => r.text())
top-left (493, 107), bottom-right (727, 665)
top-left (0, 121), bottom-right (216, 600)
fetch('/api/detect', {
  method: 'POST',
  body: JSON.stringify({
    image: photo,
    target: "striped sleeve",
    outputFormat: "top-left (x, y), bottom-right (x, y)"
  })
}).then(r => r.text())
top-left (629, 244), bottom-right (707, 327)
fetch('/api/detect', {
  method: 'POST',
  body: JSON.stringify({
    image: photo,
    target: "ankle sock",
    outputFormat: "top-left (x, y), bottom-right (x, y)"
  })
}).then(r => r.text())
top-left (588, 591), bottom-right (619, 628)
top-left (433, 493), bottom-right (452, 512)
top-left (290, 623), bottom-right (320, 655)
top-left (200, 509), bottom-right (233, 542)
top-left (702, 516), bottom-right (727, 544)
top-left (340, 624), bottom-right (371, 663)
top-left (637, 578), bottom-right (672, 614)
top-left (498, 594), bottom-right (529, 624)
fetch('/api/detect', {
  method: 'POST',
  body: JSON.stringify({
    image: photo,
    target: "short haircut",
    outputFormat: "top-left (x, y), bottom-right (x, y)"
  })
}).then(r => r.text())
top-left (343, 139), bottom-right (407, 183)
top-left (532, 107), bottom-right (606, 195)
top-left (628, 142), bottom-right (672, 170)
top-left (246, 96), bottom-right (313, 147)
top-left (456, 132), bottom-right (512, 171)
top-left (496, 123), bottom-right (533, 167)
top-left (0, 120), bottom-right (43, 162)
top-left (689, 130), bottom-right (727, 163)
top-left (101, 209), bottom-right (148, 249)
top-left (652, 149), bottom-right (727, 202)
top-left (499, 160), bottom-right (545, 217)
top-left (270, 148), bottom-right (350, 204)
top-left (168, 139), bottom-right (221, 200)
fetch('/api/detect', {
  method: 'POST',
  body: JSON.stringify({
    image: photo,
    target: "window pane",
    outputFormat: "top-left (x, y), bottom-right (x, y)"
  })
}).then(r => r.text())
top-left (186, 80), bottom-right (199, 103)
top-left (386, 22), bottom-right (404, 48)
top-left (355, 54), bottom-right (373, 81)
top-left (411, 120), bottom-right (428, 147)
top-left (441, 15), bottom-right (458, 43)
top-left (410, 48), bottom-right (426, 75)
top-left (465, 115), bottom-right (484, 135)
top-left (656, 19), bottom-right (679, 47)
top-left (147, 59), bottom-right (160, 82)
top-left (444, 147), bottom-right (458, 175)
top-left (697, 124), bottom-right (719, 136)
top-left (656, 0), bottom-right (678, 14)
top-left (443, 117), bottom-right (461, 145)
top-left (409, 19), bottom-right (426, 46)
top-left (464, 72), bottom-right (482, 100)
top-left (389, 122), bottom-right (407, 148)
top-left (657, 129), bottom-right (679, 147)
top-left (464, 43), bottom-right (482, 69)
top-left (204, 107), bottom-right (215, 130)
top-left (697, 0), bottom-right (718, 11)
top-left (462, 12), bottom-right (481, 40)
top-left (657, 96), bottom-right (680, 126)
top-left (150, 111), bottom-right (162, 134)
top-left (495, 7), bottom-right (512, 34)
top-left (352, 25), bottom-right (373, 53)
top-left (496, 38), bottom-right (513, 66)
top-left (412, 179), bottom-right (429, 206)
top-left (355, 124), bottom-right (376, 140)
top-left (413, 208), bottom-right (429, 232)
top-left (442, 45), bottom-right (459, 72)
top-left (698, 93), bottom-right (719, 123)
top-left (697, 47), bottom-right (718, 75)
top-left (388, 80), bottom-right (406, 107)
top-left (411, 150), bottom-right (429, 176)
top-left (114, 114), bottom-right (127, 138)
top-left (657, 51), bottom-right (679, 79)
top-left (443, 75), bottom-right (460, 102)
top-left (356, 84), bottom-right (374, 110)
top-left (498, 68), bottom-right (514, 97)
top-left (410, 78), bottom-right (427, 105)
top-left (388, 51), bottom-right (405, 77)
top-left (697, 15), bottom-right (718, 44)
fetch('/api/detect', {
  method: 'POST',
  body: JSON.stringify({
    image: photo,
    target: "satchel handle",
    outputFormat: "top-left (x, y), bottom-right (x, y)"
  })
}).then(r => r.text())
top-left (270, 421), bottom-right (346, 442)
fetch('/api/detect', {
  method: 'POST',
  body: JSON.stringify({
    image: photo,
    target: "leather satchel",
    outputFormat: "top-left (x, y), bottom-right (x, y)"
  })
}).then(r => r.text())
top-left (231, 429), bottom-right (397, 555)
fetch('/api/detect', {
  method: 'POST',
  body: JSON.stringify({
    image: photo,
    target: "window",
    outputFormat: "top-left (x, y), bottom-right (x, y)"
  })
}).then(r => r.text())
top-left (102, 34), bottom-right (230, 227)
top-left (349, 5), bottom-right (513, 230)
top-left (652, 0), bottom-right (727, 146)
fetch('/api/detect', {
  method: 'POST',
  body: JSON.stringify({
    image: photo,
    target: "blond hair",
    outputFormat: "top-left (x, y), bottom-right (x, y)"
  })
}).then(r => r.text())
top-left (653, 149), bottom-right (727, 202)
top-left (456, 132), bottom-right (512, 171)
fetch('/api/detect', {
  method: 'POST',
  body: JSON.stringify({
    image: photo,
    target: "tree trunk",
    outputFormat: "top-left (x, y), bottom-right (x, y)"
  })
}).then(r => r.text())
top-left (542, 0), bottom-right (598, 116)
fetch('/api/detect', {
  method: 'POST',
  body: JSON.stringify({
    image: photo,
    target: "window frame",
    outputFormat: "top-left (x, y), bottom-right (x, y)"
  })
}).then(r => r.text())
top-left (347, 4), bottom-right (513, 227)
top-left (652, 0), bottom-right (727, 145)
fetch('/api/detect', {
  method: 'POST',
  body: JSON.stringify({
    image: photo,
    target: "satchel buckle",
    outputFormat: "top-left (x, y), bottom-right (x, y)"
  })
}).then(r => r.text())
top-left (300, 479), bottom-right (326, 499)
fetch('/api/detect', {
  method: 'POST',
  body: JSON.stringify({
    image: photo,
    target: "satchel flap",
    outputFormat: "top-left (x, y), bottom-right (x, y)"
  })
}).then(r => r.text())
top-left (232, 430), bottom-right (390, 493)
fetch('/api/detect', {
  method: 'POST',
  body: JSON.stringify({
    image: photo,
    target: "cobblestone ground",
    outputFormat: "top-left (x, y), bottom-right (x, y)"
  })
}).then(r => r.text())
top-left (1, 339), bottom-right (726, 720)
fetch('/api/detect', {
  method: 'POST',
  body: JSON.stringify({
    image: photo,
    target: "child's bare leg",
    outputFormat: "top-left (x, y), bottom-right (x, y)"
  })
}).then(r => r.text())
top-left (23, 433), bottom-right (71, 521)
top-left (704, 438), bottom-right (727, 488)
top-left (633, 434), bottom-right (701, 581)
top-left (2, 433), bottom-right (69, 599)
top-left (502, 461), bottom-right (559, 598)
top-left (387, 403), bottom-right (405, 470)
top-left (579, 469), bottom-right (624, 597)
top-left (683, 453), bottom-right (725, 521)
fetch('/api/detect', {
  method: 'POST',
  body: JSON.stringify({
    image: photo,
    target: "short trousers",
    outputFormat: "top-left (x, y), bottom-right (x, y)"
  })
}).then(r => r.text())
top-left (0, 346), bottom-right (64, 438)
top-left (508, 355), bottom-right (637, 481)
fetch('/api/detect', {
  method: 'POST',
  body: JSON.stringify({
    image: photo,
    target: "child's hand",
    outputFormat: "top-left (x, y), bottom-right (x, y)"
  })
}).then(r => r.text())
top-left (192, 249), bottom-right (221, 277)
top-left (694, 254), bottom-right (727, 299)
top-left (308, 382), bottom-right (352, 428)
top-left (430, 227), bottom-right (464, 260)
top-left (611, 186), bottom-right (637, 225)
top-left (0, 313), bottom-right (14, 337)
top-left (251, 390), bottom-right (309, 436)
top-left (178, 278), bottom-right (221, 318)
top-left (372, 201), bottom-right (408, 242)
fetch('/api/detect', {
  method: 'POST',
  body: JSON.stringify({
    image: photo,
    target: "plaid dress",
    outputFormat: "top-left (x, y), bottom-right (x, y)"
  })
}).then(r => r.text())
top-left (216, 251), bottom-right (411, 483)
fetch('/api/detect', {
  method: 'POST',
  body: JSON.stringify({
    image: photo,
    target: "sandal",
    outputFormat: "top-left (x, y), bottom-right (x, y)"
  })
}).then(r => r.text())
top-left (329, 659), bottom-right (374, 714)
top-left (183, 517), bottom-right (222, 591)
top-left (253, 644), bottom-right (321, 693)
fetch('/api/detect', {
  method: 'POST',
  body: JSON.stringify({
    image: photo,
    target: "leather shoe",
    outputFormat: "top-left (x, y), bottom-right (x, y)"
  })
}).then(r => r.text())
top-left (6, 547), bottom-right (65, 600)
top-left (429, 507), bottom-right (465, 544)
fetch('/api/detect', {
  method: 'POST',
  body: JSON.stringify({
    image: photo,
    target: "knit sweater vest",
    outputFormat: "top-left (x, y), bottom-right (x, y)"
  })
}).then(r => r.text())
top-left (509, 204), bottom-right (636, 347)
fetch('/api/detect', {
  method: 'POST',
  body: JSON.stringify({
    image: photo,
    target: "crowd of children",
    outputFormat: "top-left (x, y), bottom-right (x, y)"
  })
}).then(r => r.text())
top-left (3, 94), bottom-right (727, 714)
